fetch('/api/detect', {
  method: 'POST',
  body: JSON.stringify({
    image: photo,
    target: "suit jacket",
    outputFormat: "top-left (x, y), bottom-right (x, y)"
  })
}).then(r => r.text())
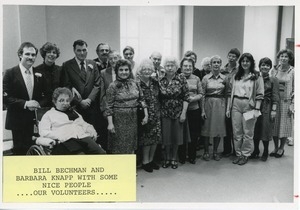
top-left (3, 65), bottom-right (50, 130)
top-left (93, 58), bottom-right (111, 72)
top-left (100, 67), bottom-right (114, 112)
top-left (61, 58), bottom-right (100, 105)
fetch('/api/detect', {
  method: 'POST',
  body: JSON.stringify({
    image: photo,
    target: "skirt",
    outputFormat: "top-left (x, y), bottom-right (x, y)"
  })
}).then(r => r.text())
top-left (162, 117), bottom-right (190, 146)
top-left (201, 97), bottom-right (226, 137)
top-left (273, 99), bottom-right (293, 138)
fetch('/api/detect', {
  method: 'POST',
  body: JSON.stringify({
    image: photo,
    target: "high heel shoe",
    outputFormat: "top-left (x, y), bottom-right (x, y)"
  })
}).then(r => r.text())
top-left (269, 149), bottom-right (278, 157)
top-left (162, 160), bottom-right (171, 168)
top-left (275, 149), bottom-right (284, 158)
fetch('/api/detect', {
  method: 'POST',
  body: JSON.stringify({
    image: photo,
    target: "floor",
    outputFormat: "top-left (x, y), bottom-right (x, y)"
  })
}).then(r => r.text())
top-left (136, 141), bottom-right (295, 204)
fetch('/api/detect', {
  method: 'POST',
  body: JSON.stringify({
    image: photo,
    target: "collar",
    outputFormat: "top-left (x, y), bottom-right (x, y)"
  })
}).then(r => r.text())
top-left (19, 63), bottom-right (33, 74)
top-left (208, 72), bottom-right (222, 79)
top-left (75, 57), bottom-right (86, 66)
top-left (97, 58), bottom-right (108, 67)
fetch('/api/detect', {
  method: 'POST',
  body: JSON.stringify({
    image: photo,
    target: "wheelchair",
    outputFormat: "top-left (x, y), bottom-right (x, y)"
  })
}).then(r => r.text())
top-left (26, 107), bottom-right (54, 155)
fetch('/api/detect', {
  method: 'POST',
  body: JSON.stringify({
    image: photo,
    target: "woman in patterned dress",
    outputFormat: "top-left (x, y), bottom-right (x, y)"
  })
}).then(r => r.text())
top-left (270, 49), bottom-right (294, 158)
top-left (105, 59), bottom-right (148, 154)
top-left (201, 55), bottom-right (227, 161)
top-left (137, 59), bottom-right (161, 172)
top-left (251, 57), bottom-right (279, 161)
top-left (159, 57), bottom-right (190, 169)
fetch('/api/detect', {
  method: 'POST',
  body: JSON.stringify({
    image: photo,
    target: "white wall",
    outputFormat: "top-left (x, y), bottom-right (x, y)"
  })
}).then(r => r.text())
top-left (280, 6), bottom-right (294, 50)
top-left (243, 6), bottom-right (279, 67)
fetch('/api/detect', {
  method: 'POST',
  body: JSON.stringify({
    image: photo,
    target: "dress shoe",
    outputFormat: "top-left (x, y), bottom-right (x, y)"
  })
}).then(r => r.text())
top-left (269, 149), bottom-right (278, 157)
top-left (189, 159), bottom-right (196, 164)
top-left (238, 156), bottom-right (248, 165)
top-left (149, 161), bottom-right (160, 170)
top-left (142, 163), bottom-right (153, 172)
top-left (232, 156), bottom-right (243, 164)
top-left (260, 155), bottom-right (268, 162)
top-left (221, 152), bottom-right (231, 157)
top-left (275, 149), bottom-right (284, 158)
top-left (202, 153), bottom-right (210, 161)
top-left (213, 153), bottom-right (221, 161)
top-left (249, 151), bottom-right (260, 159)
top-left (179, 159), bottom-right (186, 164)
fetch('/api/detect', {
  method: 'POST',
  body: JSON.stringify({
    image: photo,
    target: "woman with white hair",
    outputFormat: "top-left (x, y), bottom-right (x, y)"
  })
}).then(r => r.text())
top-left (199, 57), bottom-right (211, 80)
top-left (137, 59), bottom-right (161, 172)
top-left (201, 55), bottom-right (227, 161)
top-left (159, 56), bottom-right (190, 169)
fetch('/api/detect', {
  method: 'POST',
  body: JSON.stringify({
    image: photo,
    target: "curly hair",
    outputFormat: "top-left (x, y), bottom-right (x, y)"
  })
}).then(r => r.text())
top-left (180, 57), bottom-right (195, 70)
top-left (40, 42), bottom-right (60, 59)
top-left (52, 87), bottom-right (73, 105)
top-left (114, 59), bottom-right (132, 76)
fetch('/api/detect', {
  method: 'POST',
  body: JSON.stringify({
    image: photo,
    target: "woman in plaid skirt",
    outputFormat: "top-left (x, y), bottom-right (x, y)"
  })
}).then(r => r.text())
top-left (270, 49), bottom-right (294, 158)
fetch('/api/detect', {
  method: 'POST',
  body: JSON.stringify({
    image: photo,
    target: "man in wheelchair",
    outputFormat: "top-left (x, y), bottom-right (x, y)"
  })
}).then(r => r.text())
top-left (30, 87), bottom-right (106, 155)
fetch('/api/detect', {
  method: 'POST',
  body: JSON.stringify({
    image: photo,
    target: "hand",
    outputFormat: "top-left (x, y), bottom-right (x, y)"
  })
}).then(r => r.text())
top-left (201, 112), bottom-right (207, 120)
top-left (86, 126), bottom-right (97, 140)
top-left (270, 110), bottom-right (276, 121)
top-left (253, 109), bottom-right (261, 118)
top-left (288, 104), bottom-right (294, 116)
top-left (141, 115), bottom-right (148, 125)
top-left (26, 100), bottom-right (41, 111)
top-left (72, 87), bottom-right (82, 101)
top-left (189, 96), bottom-right (195, 102)
top-left (179, 112), bottom-right (186, 123)
top-left (107, 124), bottom-right (115, 134)
top-left (80, 99), bottom-right (91, 109)
top-left (226, 110), bottom-right (231, 118)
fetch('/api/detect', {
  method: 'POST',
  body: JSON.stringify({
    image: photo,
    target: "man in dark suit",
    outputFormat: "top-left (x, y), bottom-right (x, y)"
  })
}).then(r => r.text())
top-left (3, 42), bottom-right (50, 155)
top-left (61, 40), bottom-right (100, 137)
top-left (94, 43), bottom-right (111, 71)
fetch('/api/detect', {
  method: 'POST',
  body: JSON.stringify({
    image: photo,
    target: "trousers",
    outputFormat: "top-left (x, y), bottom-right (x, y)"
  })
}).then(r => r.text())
top-left (231, 98), bottom-right (257, 157)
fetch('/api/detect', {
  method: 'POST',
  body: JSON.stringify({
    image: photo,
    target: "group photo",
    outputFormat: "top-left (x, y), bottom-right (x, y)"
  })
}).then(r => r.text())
top-left (1, 3), bottom-right (297, 209)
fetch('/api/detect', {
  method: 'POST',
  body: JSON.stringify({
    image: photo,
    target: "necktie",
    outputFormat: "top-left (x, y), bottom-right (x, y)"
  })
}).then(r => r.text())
top-left (80, 61), bottom-right (86, 79)
top-left (25, 69), bottom-right (33, 99)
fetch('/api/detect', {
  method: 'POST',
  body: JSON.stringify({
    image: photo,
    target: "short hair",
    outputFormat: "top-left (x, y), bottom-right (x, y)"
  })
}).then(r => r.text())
top-left (184, 50), bottom-right (197, 63)
top-left (180, 57), bottom-right (195, 70)
top-left (137, 59), bottom-right (155, 75)
top-left (123, 46), bottom-right (135, 55)
top-left (200, 57), bottom-right (211, 68)
top-left (163, 56), bottom-right (179, 69)
top-left (96, 43), bottom-right (111, 53)
top-left (108, 50), bottom-right (121, 58)
top-left (17, 42), bottom-right (38, 59)
top-left (259, 57), bottom-right (272, 68)
top-left (114, 59), bottom-right (132, 75)
top-left (73, 39), bottom-right (87, 49)
top-left (40, 42), bottom-right (60, 59)
top-left (276, 49), bottom-right (294, 62)
top-left (210, 55), bottom-right (222, 65)
top-left (52, 87), bottom-right (73, 105)
top-left (228, 48), bottom-right (241, 58)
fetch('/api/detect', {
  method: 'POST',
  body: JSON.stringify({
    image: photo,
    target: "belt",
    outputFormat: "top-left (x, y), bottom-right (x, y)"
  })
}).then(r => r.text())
top-left (206, 94), bottom-right (224, 98)
top-left (233, 95), bottom-right (249, 100)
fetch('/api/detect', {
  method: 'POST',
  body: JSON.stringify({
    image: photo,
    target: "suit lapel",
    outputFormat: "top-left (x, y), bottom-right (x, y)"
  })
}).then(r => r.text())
top-left (85, 60), bottom-right (93, 83)
top-left (70, 58), bottom-right (86, 82)
top-left (15, 66), bottom-right (30, 99)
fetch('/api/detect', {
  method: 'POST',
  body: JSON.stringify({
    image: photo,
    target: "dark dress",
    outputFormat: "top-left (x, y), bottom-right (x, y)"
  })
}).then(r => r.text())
top-left (138, 78), bottom-right (161, 146)
top-left (105, 78), bottom-right (146, 154)
top-left (254, 76), bottom-right (280, 141)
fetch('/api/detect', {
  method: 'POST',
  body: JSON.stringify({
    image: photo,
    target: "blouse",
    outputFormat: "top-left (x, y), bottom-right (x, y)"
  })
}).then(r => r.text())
top-left (186, 74), bottom-right (203, 110)
top-left (105, 79), bottom-right (146, 116)
top-left (159, 73), bottom-right (190, 119)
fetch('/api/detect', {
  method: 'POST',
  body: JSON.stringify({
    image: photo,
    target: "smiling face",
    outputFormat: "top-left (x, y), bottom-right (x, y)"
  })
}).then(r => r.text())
top-left (108, 52), bottom-right (121, 69)
top-left (19, 47), bottom-right (37, 69)
top-left (182, 60), bottom-right (193, 77)
top-left (74, 44), bottom-right (88, 62)
top-left (227, 53), bottom-right (238, 64)
top-left (241, 57), bottom-right (251, 71)
top-left (54, 94), bottom-right (71, 111)
top-left (44, 49), bottom-right (58, 66)
top-left (97, 44), bottom-right (110, 62)
top-left (117, 65), bottom-right (130, 80)
top-left (279, 52), bottom-right (290, 66)
top-left (259, 62), bottom-right (271, 77)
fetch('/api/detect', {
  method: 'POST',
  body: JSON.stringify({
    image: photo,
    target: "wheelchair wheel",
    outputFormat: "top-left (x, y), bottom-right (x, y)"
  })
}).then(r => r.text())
top-left (26, 145), bottom-right (47, 155)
